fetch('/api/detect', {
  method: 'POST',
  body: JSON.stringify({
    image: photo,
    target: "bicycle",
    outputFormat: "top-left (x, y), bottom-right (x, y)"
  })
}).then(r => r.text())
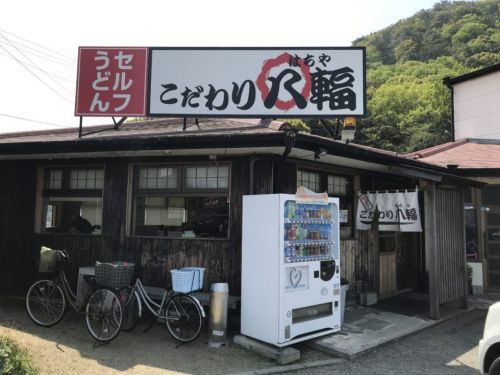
top-left (25, 248), bottom-right (124, 343)
top-left (121, 258), bottom-right (206, 344)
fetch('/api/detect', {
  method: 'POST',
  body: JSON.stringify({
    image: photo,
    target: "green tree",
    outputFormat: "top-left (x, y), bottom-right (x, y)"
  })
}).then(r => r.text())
top-left (395, 39), bottom-right (419, 63)
top-left (352, 0), bottom-right (498, 152)
top-left (355, 58), bottom-right (469, 152)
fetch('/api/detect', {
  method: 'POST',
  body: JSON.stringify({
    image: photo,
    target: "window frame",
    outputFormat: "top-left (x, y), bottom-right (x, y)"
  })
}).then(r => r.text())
top-left (130, 162), bottom-right (231, 240)
top-left (38, 165), bottom-right (105, 235)
top-left (297, 170), bottom-right (321, 192)
top-left (182, 165), bottom-right (231, 193)
top-left (134, 165), bottom-right (181, 194)
top-left (43, 166), bottom-right (104, 198)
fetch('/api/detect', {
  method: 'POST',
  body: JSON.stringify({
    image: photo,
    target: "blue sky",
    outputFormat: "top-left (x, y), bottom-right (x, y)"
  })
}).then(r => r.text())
top-left (0, 0), bottom-right (442, 133)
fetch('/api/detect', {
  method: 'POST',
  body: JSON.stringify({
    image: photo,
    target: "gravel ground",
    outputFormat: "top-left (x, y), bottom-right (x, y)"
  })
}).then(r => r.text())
top-left (296, 309), bottom-right (486, 375)
top-left (0, 296), bottom-right (330, 375)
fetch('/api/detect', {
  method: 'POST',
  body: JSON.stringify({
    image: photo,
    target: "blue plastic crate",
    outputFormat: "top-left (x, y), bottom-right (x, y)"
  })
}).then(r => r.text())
top-left (171, 267), bottom-right (205, 293)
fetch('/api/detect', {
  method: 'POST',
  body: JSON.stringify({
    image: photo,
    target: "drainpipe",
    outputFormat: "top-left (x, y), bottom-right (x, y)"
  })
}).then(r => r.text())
top-left (282, 130), bottom-right (296, 158)
top-left (443, 76), bottom-right (455, 142)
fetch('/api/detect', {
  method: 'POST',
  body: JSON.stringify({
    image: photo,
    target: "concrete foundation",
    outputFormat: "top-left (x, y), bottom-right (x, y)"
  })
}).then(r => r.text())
top-left (233, 335), bottom-right (300, 365)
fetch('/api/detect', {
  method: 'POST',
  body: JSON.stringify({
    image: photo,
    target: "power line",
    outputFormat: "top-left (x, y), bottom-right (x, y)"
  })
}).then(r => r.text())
top-left (0, 38), bottom-right (76, 68)
top-left (0, 28), bottom-right (76, 63)
top-left (0, 39), bottom-right (76, 70)
top-left (0, 113), bottom-right (70, 128)
top-left (0, 42), bottom-right (74, 105)
top-left (0, 33), bottom-right (74, 96)
top-left (0, 51), bottom-right (74, 83)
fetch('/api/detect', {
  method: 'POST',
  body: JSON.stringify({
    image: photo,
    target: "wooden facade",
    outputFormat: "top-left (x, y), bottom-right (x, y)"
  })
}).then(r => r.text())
top-left (0, 152), bottom-right (459, 314)
top-left (435, 188), bottom-right (467, 304)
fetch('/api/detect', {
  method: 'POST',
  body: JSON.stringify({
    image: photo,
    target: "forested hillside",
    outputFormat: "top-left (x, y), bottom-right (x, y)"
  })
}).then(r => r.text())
top-left (352, 0), bottom-right (500, 152)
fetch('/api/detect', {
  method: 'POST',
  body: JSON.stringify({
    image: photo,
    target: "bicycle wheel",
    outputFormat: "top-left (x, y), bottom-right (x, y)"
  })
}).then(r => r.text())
top-left (121, 289), bottom-right (140, 332)
top-left (26, 279), bottom-right (66, 327)
top-left (165, 294), bottom-right (203, 343)
top-left (85, 288), bottom-right (123, 343)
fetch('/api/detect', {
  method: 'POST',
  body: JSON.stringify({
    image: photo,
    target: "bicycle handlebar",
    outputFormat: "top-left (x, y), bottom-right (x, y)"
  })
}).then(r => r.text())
top-left (58, 249), bottom-right (70, 262)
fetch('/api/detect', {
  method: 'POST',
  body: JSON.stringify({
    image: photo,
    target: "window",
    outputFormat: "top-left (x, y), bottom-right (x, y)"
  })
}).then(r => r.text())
top-left (69, 168), bottom-right (104, 189)
top-left (328, 175), bottom-right (348, 196)
top-left (138, 167), bottom-right (177, 190)
top-left (39, 167), bottom-right (103, 235)
top-left (297, 170), bottom-right (320, 192)
top-left (185, 166), bottom-right (229, 190)
top-left (327, 174), bottom-right (353, 238)
top-left (46, 169), bottom-right (62, 190)
top-left (298, 169), bottom-right (354, 238)
top-left (132, 164), bottom-right (230, 239)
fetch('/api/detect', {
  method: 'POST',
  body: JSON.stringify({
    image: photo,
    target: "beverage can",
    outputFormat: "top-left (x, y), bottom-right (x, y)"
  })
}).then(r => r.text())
top-left (296, 224), bottom-right (302, 240)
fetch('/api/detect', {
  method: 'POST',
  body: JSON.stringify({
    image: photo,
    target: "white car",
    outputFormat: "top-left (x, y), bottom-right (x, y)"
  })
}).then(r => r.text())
top-left (479, 302), bottom-right (500, 374)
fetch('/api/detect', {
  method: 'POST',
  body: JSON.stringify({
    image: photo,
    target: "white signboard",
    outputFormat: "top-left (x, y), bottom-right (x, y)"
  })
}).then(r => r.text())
top-left (148, 48), bottom-right (365, 117)
top-left (285, 266), bottom-right (309, 292)
top-left (356, 190), bottom-right (422, 232)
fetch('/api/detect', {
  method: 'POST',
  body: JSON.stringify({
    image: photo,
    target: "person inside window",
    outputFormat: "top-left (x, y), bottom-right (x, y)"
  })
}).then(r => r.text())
top-left (70, 214), bottom-right (94, 234)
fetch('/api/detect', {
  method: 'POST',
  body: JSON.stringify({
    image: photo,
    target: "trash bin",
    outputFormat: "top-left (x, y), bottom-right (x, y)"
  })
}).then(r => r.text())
top-left (208, 283), bottom-right (229, 348)
top-left (340, 278), bottom-right (349, 326)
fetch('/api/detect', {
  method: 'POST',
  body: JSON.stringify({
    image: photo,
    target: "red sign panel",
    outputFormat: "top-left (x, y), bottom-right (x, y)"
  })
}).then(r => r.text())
top-left (75, 47), bottom-right (148, 116)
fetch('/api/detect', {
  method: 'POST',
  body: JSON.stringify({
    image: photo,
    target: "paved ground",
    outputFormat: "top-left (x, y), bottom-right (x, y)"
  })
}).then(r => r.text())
top-left (310, 303), bottom-right (436, 359)
top-left (295, 308), bottom-right (486, 375)
top-left (0, 297), bottom-right (330, 375)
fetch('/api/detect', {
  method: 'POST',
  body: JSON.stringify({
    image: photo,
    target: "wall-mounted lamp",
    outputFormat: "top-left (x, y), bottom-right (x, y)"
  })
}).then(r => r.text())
top-left (314, 148), bottom-right (328, 160)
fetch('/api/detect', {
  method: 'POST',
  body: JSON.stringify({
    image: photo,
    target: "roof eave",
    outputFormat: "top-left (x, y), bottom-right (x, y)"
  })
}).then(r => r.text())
top-left (0, 130), bottom-right (482, 186)
top-left (445, 62), bottom-right (500, 86)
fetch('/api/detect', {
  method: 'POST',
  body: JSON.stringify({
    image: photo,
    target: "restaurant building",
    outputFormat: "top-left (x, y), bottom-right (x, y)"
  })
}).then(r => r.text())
top-left (0, 117), bottom-right (479, 319)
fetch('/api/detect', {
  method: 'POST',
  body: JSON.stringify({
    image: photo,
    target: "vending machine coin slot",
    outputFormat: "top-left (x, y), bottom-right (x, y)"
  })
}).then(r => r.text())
top-left (320, 260), bottom-right (335, 281)
top-left (314, 270), bottom-right (319, 278)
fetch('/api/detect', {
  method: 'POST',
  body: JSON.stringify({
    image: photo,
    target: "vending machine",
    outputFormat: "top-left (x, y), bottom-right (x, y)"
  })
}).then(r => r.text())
top-left (241, 193), bottom-right (341, 347)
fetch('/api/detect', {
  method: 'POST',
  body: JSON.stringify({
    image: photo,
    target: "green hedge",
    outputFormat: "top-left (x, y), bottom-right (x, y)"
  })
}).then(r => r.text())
top-left (0, 335), bottom-right (37, 375)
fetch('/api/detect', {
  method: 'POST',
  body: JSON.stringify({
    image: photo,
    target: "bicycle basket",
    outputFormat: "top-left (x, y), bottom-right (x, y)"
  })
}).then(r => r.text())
top-left (95, 261), bottom-right (135, 289)
top-left (38, 246), bottom-right (59, 273)
top-left (171, 267), bottom-right (205, 293)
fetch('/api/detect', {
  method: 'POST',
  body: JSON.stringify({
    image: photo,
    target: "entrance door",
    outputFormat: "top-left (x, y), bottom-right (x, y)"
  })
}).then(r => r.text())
top-left (379, 233), bottom-right (397, 299)
top-left (486, 207), bottom-right (500, 291)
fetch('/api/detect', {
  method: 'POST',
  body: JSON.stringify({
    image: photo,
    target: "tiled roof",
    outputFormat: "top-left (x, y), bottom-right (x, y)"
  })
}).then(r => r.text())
top-left (0, 117), bottom-right (480, 181)
top-left (407, 139), bottom-right (500, 169)
top-left (0, 117), bottom-right (288, 144)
